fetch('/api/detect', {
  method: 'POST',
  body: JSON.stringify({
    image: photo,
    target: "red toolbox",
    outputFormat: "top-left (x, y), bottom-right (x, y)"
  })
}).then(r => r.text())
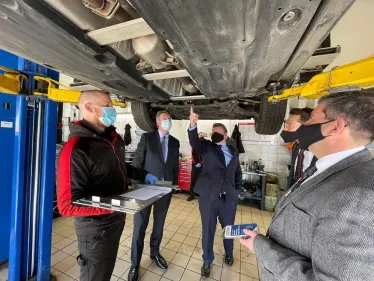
top-left (178, 158), bottom-right (192, 191)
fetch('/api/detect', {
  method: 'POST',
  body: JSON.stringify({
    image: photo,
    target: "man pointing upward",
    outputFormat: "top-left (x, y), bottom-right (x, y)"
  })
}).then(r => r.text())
top-left (188, 106), bottom-right (242, 277)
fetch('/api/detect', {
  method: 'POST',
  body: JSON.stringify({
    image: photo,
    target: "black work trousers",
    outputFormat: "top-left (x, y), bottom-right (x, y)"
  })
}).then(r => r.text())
top-left (199, 195), bottom-right (238, 265)
top-left (76, 222), bottom-right (124, 281)
top-left (131, 193), bottom-right (172, 266)
top-left (190, 165), bottom-right (202, 195)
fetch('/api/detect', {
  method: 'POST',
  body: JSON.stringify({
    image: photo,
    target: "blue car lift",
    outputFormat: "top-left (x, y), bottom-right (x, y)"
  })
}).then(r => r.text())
top-left (0, 49), bottom-right (58, 281)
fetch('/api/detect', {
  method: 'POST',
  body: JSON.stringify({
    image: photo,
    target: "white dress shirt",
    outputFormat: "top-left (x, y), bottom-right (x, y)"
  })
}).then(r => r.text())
top-left (303, 146), bottom-right (366, 184)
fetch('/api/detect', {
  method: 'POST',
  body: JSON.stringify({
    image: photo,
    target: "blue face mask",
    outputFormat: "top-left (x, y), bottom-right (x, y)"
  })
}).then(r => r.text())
top-left (161, 119), bottom-right (172, 131)
top-left (93, 106), bottom-right (117, 127)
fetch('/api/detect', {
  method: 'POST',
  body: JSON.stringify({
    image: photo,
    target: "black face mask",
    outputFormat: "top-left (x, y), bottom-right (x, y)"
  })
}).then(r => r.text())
top-left (211, 132), bottom-right (225, 144)
top-left (297, 120), bottom-right (334, 150)
top-left (280, 130), bottom-right (298, 143)
top-left (199, 137), bottom-right (205, 141)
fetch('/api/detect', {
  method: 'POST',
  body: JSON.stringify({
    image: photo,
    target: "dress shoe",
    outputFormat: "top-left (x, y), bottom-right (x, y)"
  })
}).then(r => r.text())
top-left (151, 254), bottom-right (168, 269)
top-left (224, 255), bottom-right (234, 266)
top-left (201, 264), bottom-right (211, 277)
top-left (186, 194), bottom-right (195, 201)
top-left (127, 266), bottom-right (139, 281)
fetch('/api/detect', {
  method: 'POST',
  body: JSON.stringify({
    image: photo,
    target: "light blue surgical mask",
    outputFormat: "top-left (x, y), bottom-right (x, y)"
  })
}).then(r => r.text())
top-left (93, 106), bottom-right (117, 127)
top-left (161, 119), bottom-right (172, 131)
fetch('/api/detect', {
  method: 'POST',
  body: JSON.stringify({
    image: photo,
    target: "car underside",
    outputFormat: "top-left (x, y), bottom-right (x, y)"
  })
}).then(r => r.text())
top-left (0, 0), bottom-right (354, 134)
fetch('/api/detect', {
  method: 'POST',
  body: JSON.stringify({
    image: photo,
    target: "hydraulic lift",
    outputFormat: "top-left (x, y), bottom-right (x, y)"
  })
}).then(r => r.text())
top-left (0, 50), bottom-right (59, 281)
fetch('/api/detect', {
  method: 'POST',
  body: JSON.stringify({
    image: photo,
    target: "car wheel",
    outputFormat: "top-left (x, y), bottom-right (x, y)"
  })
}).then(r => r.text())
top-left (132, 101), bottom-right (157, 132)
top-left (255, 93), bottom-right (287, 135)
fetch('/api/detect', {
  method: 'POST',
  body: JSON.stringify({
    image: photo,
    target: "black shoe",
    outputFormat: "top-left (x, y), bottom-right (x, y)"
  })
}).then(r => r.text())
top-left (201, 264), bottom-right (210, 277)
top-left (151, 254), bottom-right (168, 269)
top-left (187, 194), bottom-right (195, 201)
top-left (224, 255), bottom-right (234, 266)
top-left (127, 266), bottom-right (139, 281)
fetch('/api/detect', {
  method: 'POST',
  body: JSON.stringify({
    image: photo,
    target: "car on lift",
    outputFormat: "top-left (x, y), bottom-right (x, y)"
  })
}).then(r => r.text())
top-left (0, 0), bottom-right (354, 134)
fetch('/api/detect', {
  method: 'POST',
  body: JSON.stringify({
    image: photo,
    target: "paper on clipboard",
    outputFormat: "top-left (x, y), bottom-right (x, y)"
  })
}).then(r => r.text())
top-left (119, 188), bottom-right (166, 200)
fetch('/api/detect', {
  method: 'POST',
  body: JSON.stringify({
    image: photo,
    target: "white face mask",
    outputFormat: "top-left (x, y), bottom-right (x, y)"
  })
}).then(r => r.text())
top-left (161, 119), bottom-right (172, 131)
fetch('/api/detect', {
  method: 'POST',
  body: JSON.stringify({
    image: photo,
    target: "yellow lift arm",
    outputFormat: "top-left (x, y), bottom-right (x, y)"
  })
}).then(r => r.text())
top-left (0, 68), bottom-right (127, 107)
top-left (269, 54), bottom-right (374, 102)
top-left (0, 66), bottom-right (28, 94)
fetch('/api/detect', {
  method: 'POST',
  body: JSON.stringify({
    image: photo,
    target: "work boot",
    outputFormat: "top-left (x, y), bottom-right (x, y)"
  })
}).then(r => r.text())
top-left (201, 264), bottom-right (211, 277)
top-left (224, 254), bottom-right (234, 266)
top-left (186, 194), bottom-right (195, 201)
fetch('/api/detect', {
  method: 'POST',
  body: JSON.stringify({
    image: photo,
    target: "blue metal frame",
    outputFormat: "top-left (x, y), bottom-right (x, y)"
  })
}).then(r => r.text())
top-left (37, 100), bottom-right (58, 281)
top-left (8, 95), bottom-right (28, 281)
top-left (2, 50), bottom-right (60, 281)
top-left (21, 105), bottom-right (38, 280)
top-left (0, 49), bottom-right (19, 263)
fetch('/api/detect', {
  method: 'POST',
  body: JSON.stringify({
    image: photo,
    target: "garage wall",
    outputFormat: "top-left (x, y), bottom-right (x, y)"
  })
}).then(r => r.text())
top-left (327, 0), bottom-right (374, 71)
top-left (118, 109), bottom-right (291, 189)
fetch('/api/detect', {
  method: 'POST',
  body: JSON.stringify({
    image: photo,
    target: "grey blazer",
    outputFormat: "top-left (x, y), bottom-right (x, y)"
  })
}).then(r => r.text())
top-left (254, 149), bottom-right (374, 281)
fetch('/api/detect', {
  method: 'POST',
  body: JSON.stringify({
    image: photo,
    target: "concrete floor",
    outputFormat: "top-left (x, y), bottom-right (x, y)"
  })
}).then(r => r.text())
top-left (1, 193), bottom-right (272, 281)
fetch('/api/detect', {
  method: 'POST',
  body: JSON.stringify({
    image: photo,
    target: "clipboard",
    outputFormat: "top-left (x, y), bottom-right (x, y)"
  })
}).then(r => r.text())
top-left (73, 183), bottom-right (175, 214)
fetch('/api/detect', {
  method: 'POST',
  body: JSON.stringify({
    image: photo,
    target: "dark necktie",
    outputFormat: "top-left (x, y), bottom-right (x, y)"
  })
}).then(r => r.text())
top-left (285, 165), bottom-right (318, 198)
top-left (294, 149), bottom-right (305, 182)
top-left (221, 178), bottom-right (227, 195)
top-left (220, 146), bottom-right (227, 195)
top-left (161, 136), bottom-right (167, 163)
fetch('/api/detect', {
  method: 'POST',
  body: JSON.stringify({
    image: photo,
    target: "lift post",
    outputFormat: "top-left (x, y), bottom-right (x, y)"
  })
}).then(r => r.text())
top-left (0, 51), bottom-right (58, 281)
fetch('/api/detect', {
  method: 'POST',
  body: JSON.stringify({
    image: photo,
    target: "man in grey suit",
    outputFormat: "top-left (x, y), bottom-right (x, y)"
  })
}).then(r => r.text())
top-left (128, 110), bottom-right (180, 281)
top-left (241, 90), bottom-right (374, 281)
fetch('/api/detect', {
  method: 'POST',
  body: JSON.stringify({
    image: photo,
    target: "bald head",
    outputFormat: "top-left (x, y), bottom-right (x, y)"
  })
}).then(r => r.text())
top-left (78, 90), bottom-right (113, 130)
top-left (78, 90), bottom-right (111, 111)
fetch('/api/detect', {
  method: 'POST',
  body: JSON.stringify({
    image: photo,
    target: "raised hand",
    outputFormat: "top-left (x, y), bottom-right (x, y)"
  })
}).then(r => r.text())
top-left (190, 105), bottom-right (199, 127)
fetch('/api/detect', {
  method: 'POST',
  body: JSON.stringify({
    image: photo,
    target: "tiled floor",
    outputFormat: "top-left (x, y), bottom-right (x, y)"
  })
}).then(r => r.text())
top-left (1, 193), bottom-right (272, 281)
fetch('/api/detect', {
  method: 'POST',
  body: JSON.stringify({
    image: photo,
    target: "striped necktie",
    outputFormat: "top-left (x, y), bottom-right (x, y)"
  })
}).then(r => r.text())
top-left (161, 136), bottom-right (167, 163)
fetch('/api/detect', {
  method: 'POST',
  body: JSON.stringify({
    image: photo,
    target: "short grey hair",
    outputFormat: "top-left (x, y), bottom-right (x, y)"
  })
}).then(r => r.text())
top-left (319, 90), bottom-right (374, 141)
top-left (156, 110), bottom-right (171, 121)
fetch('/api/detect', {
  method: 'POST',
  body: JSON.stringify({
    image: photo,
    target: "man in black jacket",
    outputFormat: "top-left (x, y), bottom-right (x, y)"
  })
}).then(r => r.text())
top-left (58, 91), bottom-right (157, 281)
top-left (128, 110), bottom-right (180, 281)
top-left (189, 106), bottom-right (242, 278)
top-left (280, 107), bottom-right (317, 189)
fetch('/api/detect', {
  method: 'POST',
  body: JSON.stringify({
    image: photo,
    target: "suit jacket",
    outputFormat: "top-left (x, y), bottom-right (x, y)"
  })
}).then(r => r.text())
top-left (132, 131), bottom-right (180, 185)
top-left (287, 142), bottom-right (317, 189)
top-left (188, 127), bottom-right (242, 201)
top-left (254, 149), bottom-right (374, 281)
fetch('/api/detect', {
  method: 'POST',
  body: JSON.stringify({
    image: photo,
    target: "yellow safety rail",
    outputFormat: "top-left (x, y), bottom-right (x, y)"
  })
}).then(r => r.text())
top-left (269, 54), bottom-right (374, 102)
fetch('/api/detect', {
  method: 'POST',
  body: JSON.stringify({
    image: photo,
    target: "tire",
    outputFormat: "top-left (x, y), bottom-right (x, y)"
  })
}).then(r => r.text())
top-left (255, 94), bottom-right (288, 135)
top-left (131, 101), bottom-right (157, 132)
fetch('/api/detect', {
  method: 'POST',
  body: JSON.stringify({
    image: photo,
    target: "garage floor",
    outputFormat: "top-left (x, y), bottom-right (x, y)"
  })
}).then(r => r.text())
top-left (8, 193), bottom-right (271, 281)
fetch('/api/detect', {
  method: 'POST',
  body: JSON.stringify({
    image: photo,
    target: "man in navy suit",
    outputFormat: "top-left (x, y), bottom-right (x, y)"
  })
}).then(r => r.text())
top-left (188, 106), bottom-right (242, 278)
